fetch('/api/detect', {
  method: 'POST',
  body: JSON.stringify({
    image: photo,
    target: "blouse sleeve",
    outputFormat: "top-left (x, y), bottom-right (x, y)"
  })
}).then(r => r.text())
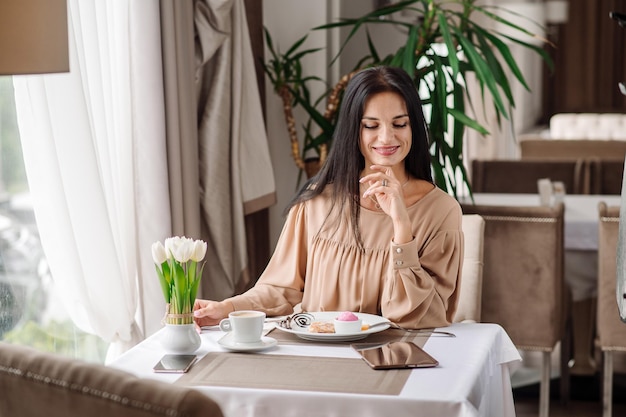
top-left (224, 203), bottom-right (308, 316)
top-left (381, 202), bottom-right (464, 328)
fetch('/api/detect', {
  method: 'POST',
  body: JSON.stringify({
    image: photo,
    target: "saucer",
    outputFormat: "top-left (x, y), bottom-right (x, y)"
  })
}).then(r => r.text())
top-left (217, 332), bottom-right (278, 352)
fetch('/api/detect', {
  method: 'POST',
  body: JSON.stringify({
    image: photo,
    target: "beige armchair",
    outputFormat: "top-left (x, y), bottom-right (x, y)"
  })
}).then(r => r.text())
top-left (461, 203), bottom-right (569, 417)
top-left (0, 342), bottom-right (224, 417)
top-left (597, 202), bottom-right (626, 417)
top-left (453, 214), bottom-right (485, 323)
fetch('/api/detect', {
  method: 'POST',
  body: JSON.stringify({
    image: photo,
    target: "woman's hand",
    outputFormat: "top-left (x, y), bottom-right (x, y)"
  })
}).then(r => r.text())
top-left (360, 165), bottom-right (412, 244)
top-left (193, 299), bottom-right (233, 327)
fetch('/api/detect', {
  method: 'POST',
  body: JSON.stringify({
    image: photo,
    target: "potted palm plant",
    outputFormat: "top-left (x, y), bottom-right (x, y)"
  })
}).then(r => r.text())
top-left (264, 0), bottom-right (551, 197)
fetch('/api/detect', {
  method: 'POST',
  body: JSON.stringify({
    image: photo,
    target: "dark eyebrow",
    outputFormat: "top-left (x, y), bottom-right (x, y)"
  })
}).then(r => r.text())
top-left (362, 114), bottom-right (409, 121)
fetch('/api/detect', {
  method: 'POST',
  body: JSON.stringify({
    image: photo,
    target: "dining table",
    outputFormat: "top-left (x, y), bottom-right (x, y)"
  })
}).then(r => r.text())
top-left (109, 320), bottom-right (521, 417)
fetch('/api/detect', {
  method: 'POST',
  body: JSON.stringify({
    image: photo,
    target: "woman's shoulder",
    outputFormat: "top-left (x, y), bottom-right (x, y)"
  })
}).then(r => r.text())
top-left (413, 184), bottom-right (460, 209)
top-left (410, 185), bottom-right (462, 225)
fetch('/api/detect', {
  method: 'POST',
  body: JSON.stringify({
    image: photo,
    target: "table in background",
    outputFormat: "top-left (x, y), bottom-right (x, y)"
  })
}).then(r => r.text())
top-left (109, 322), bottom-right (521, 417)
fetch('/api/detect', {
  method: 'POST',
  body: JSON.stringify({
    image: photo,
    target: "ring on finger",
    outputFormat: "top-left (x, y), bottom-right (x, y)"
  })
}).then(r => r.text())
top-left (382, 179), bottom-right (388, 187)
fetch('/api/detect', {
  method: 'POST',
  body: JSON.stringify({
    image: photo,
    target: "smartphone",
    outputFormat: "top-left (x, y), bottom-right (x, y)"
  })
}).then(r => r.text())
top-left (351, 341), bottom-right (438, 370)
top-left (152, 354), bottom-right (197, 373)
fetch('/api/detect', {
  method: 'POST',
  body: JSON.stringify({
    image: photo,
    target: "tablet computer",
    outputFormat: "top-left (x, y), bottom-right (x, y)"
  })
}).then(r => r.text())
top-left (351, 341), bottom-right (439, 370)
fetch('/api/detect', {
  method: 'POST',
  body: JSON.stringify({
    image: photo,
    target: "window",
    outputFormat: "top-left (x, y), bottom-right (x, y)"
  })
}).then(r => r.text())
top-left (0, 76), bottom-right (108, 362)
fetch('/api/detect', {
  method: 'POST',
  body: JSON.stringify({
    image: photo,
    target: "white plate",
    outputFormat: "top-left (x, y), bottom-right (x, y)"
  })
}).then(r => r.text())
top-left (218, 333), bottom-right (278, 352)
top-left (273, 312), bottom-right (391, 342)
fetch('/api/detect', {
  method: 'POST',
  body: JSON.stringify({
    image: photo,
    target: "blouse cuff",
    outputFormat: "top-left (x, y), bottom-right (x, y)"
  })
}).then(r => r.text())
top-left (390, 238), bottom-right (421, 270)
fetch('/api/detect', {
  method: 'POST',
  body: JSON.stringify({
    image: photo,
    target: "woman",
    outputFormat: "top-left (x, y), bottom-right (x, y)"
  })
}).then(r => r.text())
top-left (194, 66), bottom-right (463, 329)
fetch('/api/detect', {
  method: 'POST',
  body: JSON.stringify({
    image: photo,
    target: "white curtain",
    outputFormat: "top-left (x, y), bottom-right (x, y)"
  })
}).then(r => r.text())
top-left (12, 0), bottom-right (169, 361)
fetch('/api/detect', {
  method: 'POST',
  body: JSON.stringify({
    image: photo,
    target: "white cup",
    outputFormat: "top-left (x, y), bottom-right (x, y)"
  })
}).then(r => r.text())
top-left (219, 310), bottom-right (265, 343)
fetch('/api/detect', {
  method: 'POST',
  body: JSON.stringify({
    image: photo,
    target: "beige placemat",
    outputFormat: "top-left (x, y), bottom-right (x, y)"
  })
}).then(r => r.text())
top-left (267, 328), bottom-right (429, 348)
top-left (176, 352), bottom-right (410, 395)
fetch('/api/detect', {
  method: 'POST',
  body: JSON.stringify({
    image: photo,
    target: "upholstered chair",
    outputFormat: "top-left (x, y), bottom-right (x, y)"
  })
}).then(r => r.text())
top-left (0, 342), bottom-right (224, 417)
top-left (461, 203), bottom-right (569, 417)
top-left (597, 202), bottom-right (626, 417)
top-left (588, 159), bottom-right (625, 195)
top-left (471, 159), bottom-right (587, 194)
top-left (453, 214), bottom-right (485, 323)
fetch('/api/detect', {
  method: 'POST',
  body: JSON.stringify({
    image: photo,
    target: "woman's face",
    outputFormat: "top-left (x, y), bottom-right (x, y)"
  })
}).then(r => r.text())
top-left (359, 91), bottom-right (412, 170)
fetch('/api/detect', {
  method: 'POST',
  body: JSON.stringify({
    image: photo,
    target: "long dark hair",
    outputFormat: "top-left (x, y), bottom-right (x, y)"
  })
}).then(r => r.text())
top-left (285, 66), bottom-right (433, 246)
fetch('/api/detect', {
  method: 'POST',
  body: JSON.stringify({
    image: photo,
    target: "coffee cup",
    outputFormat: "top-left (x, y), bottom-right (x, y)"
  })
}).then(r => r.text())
top-left (219, 310), bottom-right (265, 343)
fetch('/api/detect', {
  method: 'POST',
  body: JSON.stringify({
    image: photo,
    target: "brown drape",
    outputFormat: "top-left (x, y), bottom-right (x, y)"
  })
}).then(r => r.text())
top-left (240, 0), bottom-right (270, 292)
top-left (542, 0), bottom-right (626, 119)
top-left (160, 0), bottom-right (272, 300)
top-left (159, 0), bottom-right (203, 239)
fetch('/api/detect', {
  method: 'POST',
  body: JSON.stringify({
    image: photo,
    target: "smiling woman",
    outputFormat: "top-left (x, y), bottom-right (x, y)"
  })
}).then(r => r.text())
top-left (193, 66), bottom-right (464, 331)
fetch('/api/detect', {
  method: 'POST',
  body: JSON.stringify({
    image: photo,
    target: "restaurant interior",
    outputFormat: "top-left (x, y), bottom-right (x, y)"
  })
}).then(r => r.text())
top-left (1, 1), bottom-right (626, 417)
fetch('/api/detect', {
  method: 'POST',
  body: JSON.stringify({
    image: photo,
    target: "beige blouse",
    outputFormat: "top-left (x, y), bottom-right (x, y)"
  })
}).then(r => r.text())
top-left (226, 186), bottom-right (464, 329)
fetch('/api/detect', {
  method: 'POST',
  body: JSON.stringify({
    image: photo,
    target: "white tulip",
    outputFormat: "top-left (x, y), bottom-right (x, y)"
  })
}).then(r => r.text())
top-left (151, 241), bottom-right (167, 264)
top-left (190, 240), bottom-right (207, 262)
top-left (164, 236), bottom-right (181, 258)
top-left (170, 237), bottom-right (194, 263)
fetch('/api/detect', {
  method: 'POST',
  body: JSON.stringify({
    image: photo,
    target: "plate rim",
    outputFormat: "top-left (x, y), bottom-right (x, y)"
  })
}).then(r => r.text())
top-left (273, 311), bottom-right (390, 341)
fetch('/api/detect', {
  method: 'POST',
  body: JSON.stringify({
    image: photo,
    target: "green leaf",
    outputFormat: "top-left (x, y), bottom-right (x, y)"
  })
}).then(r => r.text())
top-left (402, 25), bottom-right (419, 75)
top-left (154, 264), bottom-right (171, 303)
top-left (472, 29), bottom-right (515, 103)
top-left (172, 261), bottom-right (187, 315)
top-left (437, 11), bottom-right (459, 76)
top-left (285, 33), bottom-right (310, 58)
top-left (453, 26), bottom-right (509, 118)
top-left (452, 88), bottom-right (465, 154)
top-left (189, 262), bottom-right (204, 305)
top-left (448, 108), bottom-right (490, 135)
top-left (473, 24), bottom-right (529, 91)
top-left (365, 29), bottom-right (380, 63)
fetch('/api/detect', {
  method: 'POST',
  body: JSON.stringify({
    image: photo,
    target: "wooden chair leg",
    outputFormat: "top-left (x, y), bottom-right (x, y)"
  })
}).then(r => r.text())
top-left (540, 351), bottom-right (551, 417)
top-left (560, 320), bottom-right (571, 405)
top-left (603, 350), bottom-right (613, 417)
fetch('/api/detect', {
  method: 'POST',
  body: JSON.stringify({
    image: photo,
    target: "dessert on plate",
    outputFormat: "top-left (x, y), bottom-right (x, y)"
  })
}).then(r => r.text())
top-left (333, 311), bottom-right (362, 334)
top-left (307, 311), bottom-right (366, 334)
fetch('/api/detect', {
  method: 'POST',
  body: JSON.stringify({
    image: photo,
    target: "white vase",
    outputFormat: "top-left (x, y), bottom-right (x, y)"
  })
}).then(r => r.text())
top-left (160, 323), bottom-right (201, 354)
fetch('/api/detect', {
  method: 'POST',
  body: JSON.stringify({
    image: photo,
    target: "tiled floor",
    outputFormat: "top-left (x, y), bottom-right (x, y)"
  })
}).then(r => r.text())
top-left (513, 374), bottom-right (626, 417)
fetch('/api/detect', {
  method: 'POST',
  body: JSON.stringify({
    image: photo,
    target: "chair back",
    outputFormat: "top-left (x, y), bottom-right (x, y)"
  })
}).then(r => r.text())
top-left (460, 203), bottom-right (566, 350)
top-left (588, 159), bottom-right (625, 195)
top-left (597, 202), bottom-right (626, 349)
top-left (471, 159), bottom-right (587, 194)
top-left (454, 214), bottom-right (485, 323)
top-left (0, 342), bottom-right (224, 417)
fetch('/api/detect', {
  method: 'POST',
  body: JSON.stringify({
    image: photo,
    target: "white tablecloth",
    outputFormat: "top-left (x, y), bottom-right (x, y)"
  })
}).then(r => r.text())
top-left (109, 322), bottom-right (521, 417)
